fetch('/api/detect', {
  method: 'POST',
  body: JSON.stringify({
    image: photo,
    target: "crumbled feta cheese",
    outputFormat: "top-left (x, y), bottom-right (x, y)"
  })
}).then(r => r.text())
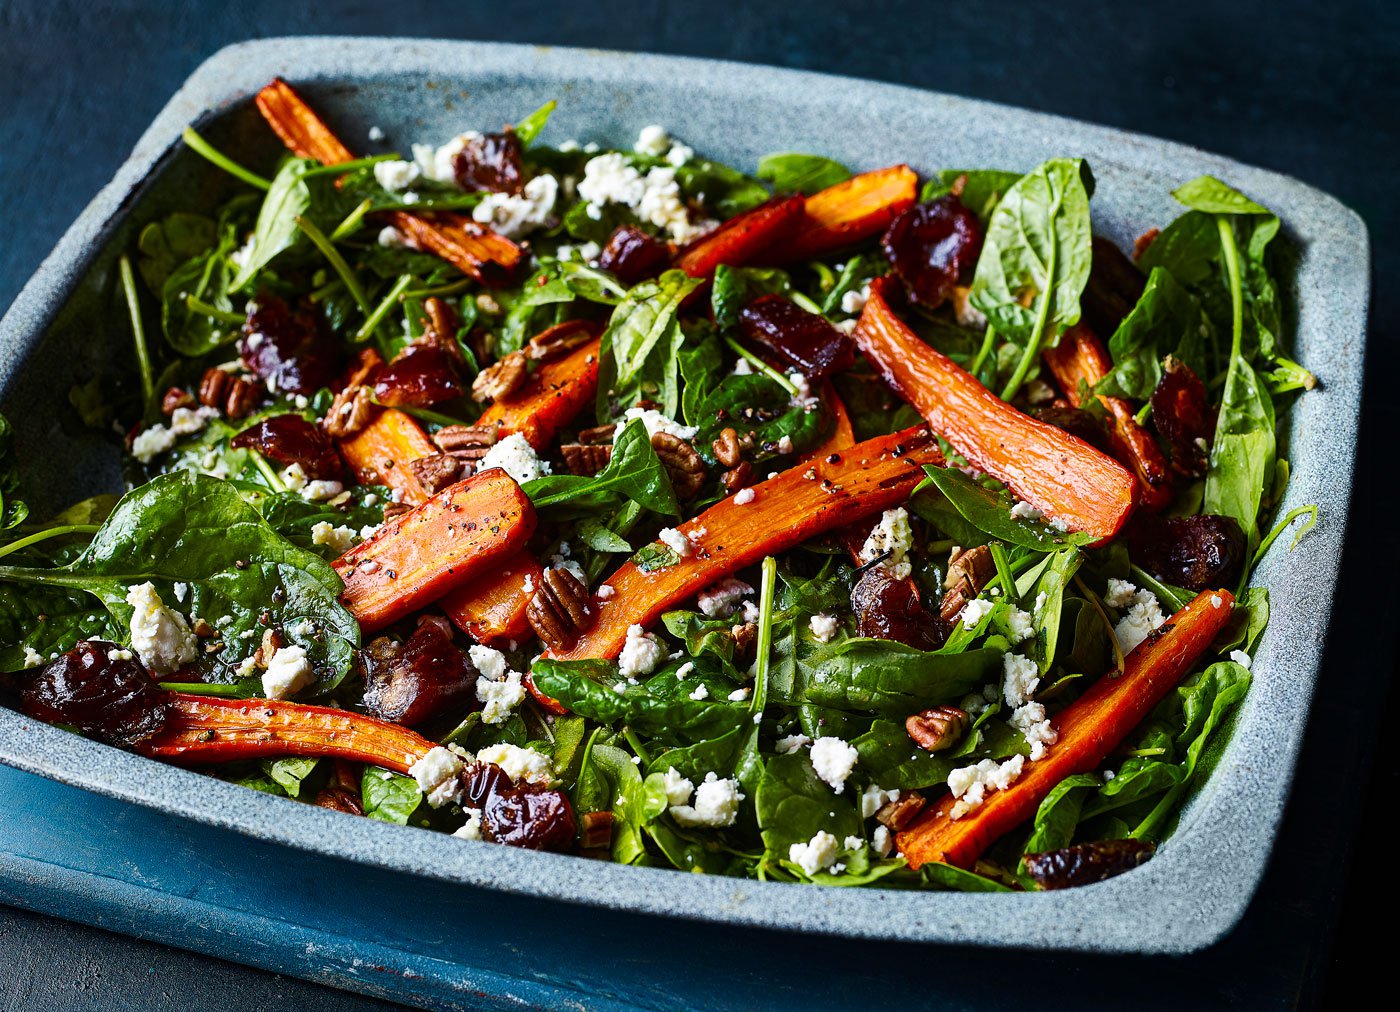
top-left (1114, 590), bottom-right (1166, 653)
top-left (1210, 594), bottom-right (1223, 609)
top-left (1010, 701), bottom-right (1059, 761)
top-left (377, 225), bottom-right (413, 249)
top-left (472, 173), bottom-right (559, 239)
top-left (669, 772), bottom-right (745, 827)
top-left (469, 645), bottom-right (509, 681)
top-left (697, 577), bottom-right (753, 618)
top-left (1004, 606), bottom-right (1035, 645)
top-left (1033, 591), bottom-right (1048, 616)
top-left (688, 683), bottom-right (710, 701)
top-left (657, 527), bottom-right (691, 558)
top-left (279, 463), bottom-right (308, 491)
top-left (368, 125), bottom-right (385, 142)
top-left (961, 596), bottom-right (995, 630)
top-left (860, 784), bottom-right (900, 819)
top-left (809, 612), bottom-right (840, 643)
top-left (618, 407), bottom-right (699, 442)
top-left (478, 431), bottom-right (553, 484)
top-left (301, 479), bottom-right (344, 502)
top-left (776, 434), bottom-right (795, 454)
top-left (786, 372), bottom-right (819, 411)
top-left (411, 131), bottom-right (481, 183)
top-left (947, 755), bottom-right (1026, 820)
top-left (373, 159), bottom-right (421, 191)
top-left (469, 645), bottom-right (524, 724)
top-left (1010, 500), bottom-right (1045, 522)
top-left (452, 809), bottom-right (483, 841)
top-left (22, 645), bottom-right (44, 668)
top-left (675, 661), bottom-right (694, 680)
top-left (734, 487), bottom-right (756, 505)
top-left (872, 824), bottom-right (893, 857)
top-left (634, 124), bottom-right (670, 156)
top-left (476, 742), bottom-right (552, 784)
top-left (732, 357), bottom-right (756, 376)
top-left (618, 624), bottom-right (664, 678)
top-left (666, 143), bottom-right (694, 166)
top-left (1002, 652), bottom-right (1041, 707)
top-left (409, 746), bottom-right (465, 807)
top-left (726, 686), bottom-right (751, 702)
top-left (739, 600), bottom-right (760, 624)
top-left (789, 830), bottom-right (840, 876)
top-left (843, 836), bottom-right (865, 853)
top-left (131, 407), bottom-right (218, 462)
top-left (662, 767), bottom-right (695, 807)
top-left (1104, 578), bottom-right (1138, 609)
top-left (262, 644), bottom-right (315, 700)
top-left (835, 318), bottom-right (858, 335)
top-left (576, 152), bottom-right (708, 242)
top-left (124, 582), bottom-right (197, 675)
top-left (596, 584), bottom-right (616, 601)
top-left (840, 283), bottom-right (870, 315)
top-left (810, 737), bottom-right (859, 794)
top-left (310, 521), bottom-right (357, 556)
top-left (859, 507), bottom-right (914, 580)
top-left (776, 733), bottom-right (811, 755)
top-left (1229, 649), bottom-right (1252, 670)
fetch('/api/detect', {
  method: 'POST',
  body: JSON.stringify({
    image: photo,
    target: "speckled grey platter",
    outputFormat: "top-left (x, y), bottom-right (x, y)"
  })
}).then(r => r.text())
top-left (0, 37), bottom-right (1370, 954)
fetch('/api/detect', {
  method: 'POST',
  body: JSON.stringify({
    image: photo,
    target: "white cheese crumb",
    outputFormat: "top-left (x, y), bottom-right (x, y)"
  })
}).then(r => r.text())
top-left (1010, 700), bottom-right (1059, 761)
top-left (1002, 652), bottom-right (1041, 708)
top-left (470, 645), bottom-right (525, 725)
top-left (124, 582), bottom-right (197, 675)
top-left (662, 767), bottom-right (695, 807)
top-left (789, 830), bottom-right (840, 876)
top-left (261, 644), bottom-right (315, 700)
top-left (1210, 594), bottom-right (1224, 609)
top-left (860, 784), bottom-right (900, 819)
top-left (1004, 606), bottom-right (1035, 645)
top-left (409, 746), bottom-right (465, 807)
top-left (872, 824), bottom-right (893, 857)
top-left (476, 742), bottom-right (552, 784)
top-left (478, 431), bottom-right (553, 484)
top-left (734, 487), bottom-right (756, 505)
top-left (367, 125), bottom-right (385, 142)
top-left (657, 527), bottom-right (691, 558)
top-left (947, 755), bottom-right (1026, 820)
top-left (1114, 589), bottom-right (1167, 653)
top-left (373, 159), bottom-right (421, 191)
top-left (377, 225), bottom-right (414, 249)
top-left (960, 597), bottom-right (995, 630)
top-left (618, 407), bottom-right (699, 442)
top-left (669, 772), bottom-right (744, 828)
top-left (310, 521), bottom-right (358, 556)
top-left (452, 809), bottom-right (483, 841)
top-left (22, 645), bottom-right (44, 668)
top-left (688, 683), bottom-right (709, 701)
top-left (726, 686), bottom-right (751, 702)
top-left (472, 173), bottom-right (559, 239)
top-left (577, 151), bottom-right (709, 242)
top-left (1229, 649), bottom-right (1253, 670)
top-left (776, 733), bottom-right (811, 755)
top-left (634, 124), bottom-right (670, 156)
top-left (697, 577), bottom-right (753, 618)
top-left (301, 479), bottom-right (344, 502)
top-left (1104, 577), bottom-right (1138, 609)
top-left (411, 131), bottom-right (481, 183)
top-left (859, 507), bottom-right (914, 580)
top-left (810, 737), bottom-right (859, 794)
top-left (809, 612), bottom-right (840, 642)
top-left (596, 584), bottom-right (616, 601)
top-left (618, 624), bottom-right (665, 678)
top-left (1009, 500), bottom-right (1045, 522)
top-left (840, 283), bottom-right (870, 315)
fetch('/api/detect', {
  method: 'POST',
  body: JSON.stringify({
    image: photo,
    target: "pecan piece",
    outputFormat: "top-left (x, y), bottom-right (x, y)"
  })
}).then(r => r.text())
top-left (253, 628), bottom-right (284, 669)
top-left (198, 367), bottom-right (262, 420)
top-left (579, 810), bottom-right (615, 850)
top-left (577, 424), bottom-right (617, 445)
top-left (526, 566), bottom-right (597, 651)
top-left (471, 349), bottom-right (528, 403)
top-left (527, 320), bottom-right (596, 362)
top-left (324, 384), bottom-right (376, 438)
top-left (875, 791), bottom-right (927, 831)
top-left (421, 297), bottom-right (462, 356)
top-left (161, 386), bottom-right (194, 415)
top-left (314, 760), bottom-right (364, 815)
top-left (561, 442), bottom-right (613, 476)
top-left (939, 544), bottom-right (995, 624)
top-left (433, 423), bottom-right (498, 466)
top-left (906, 705), bottom-right (969, 752)
top-left (408, 453), bottom-right (468, 494)
top-left (651, 432), bottom-right (706, 498)
top-left (721, 461), bottom-right (754, 493)
top-left (712, 427), bottom-right (742, 468)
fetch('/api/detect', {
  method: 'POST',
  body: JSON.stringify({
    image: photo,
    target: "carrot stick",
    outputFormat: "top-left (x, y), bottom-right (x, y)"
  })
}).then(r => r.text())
top-left (333, 468), bottom-right (537, 631)
top-left (782, 165), bottom-right (919, 261)
top-left (675, 196), bottom-right (806, 281)
top-left (897, 588), bottom-right (1235, 869)
top-left (338, 407), bottom-right (437, 505)
top-left (139, 694), bottom-right (432, 772)
top-left (252, 79), bottom-right (521, 284)
top-left (477, 325), bottom-right (603, 447)
top-left (440, 553), bottom-right (544, 646)
top-left (855, 277), bottom-right (1136, 541)
top-left (546, 426), bottom-right (944, 661)
top-left (1043, 324), bottom-right (1173, 511)
top-left (255, 78), bottom-right (355, 165)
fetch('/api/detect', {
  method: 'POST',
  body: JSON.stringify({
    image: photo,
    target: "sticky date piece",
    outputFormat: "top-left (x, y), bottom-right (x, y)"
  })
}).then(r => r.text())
top-left (239, 294), bottom-right (340, 395)
top-left (230, 413), bottom-right (343, 480)
top-left (1024, 839), bottom-right (1156, 890)
top-left (1124, 513), bottom-right (1246, 591)
top-left (738, 295), bottom-right (854, 382)
top-left (452, 130), bottom-right (525, 195)
top-left (21, 640), bottom-right (169, 747)
top-left (597, 225), bottom-right (671, 286)
top-left (358, 616), bottom-right (478, 727)
top-left (460, 761), bottom-right (577, 851)
top-left (881, 196), bottom-right (983, 309)
top-left (373, 343), bottom-right (465, 407)
top-left (851, 565), bottom-right (946, 650)
top-left (1150, 356), bottom-right (1214, 477)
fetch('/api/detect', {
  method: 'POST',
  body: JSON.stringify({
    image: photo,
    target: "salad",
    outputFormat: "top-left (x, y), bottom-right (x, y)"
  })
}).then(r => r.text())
top-left (0, 80), bottom-right (1318, 891)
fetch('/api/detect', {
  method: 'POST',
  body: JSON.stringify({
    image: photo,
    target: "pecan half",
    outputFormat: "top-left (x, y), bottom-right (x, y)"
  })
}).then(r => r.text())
top-left (422, 297), bottom-right (462, 356)
top-left (471, 349), bottom-right (528, 403)
top-left (712, 427), bottom-right (742, 469)
top-left (324, 384), bottom-right (376, 438)
top-left (562, 442), bottom-right (613, 476)
top-left (433, 423), bottom-right (499, 466)
top-left (875, 791), bottom-right (927, 831)
top-left (527, 320), bottom-right (596, 362)
top-left (906, 705), bottom-right (969, 752)
top-left (198, 367), bottom-right (262, 420)
top-left (526, 566), bottom-right (596, 652)
top-left (579, 810), bottom-right (615, 850)
top-left (651, 432), bottom-right (706, 498)
top-left (314, 760), bottom-right (365, 815)
top-left (577, 424), bottom-right (617, 445)
top-left (939, 544), bottom-right (995, 624)
top-left (721, 461), bottom-right (754, 493)
top-left (161, 386), bottom-right (195, 415)
top-left (408, 453), bottom-right (468, 494)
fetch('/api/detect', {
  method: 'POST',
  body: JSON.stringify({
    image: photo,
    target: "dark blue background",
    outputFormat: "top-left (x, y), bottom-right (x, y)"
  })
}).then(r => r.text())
top-left (1, 1), bottom-right (1394, 1008)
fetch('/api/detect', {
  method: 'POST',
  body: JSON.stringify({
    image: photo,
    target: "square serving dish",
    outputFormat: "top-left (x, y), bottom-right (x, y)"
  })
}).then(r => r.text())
top-left (0, 37), bottom-right (1370, 955)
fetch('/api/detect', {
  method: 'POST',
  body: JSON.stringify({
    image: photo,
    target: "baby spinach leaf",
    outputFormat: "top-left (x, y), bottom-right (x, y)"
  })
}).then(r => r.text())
top-left (137, 212), bottom-right (218, 293)
top-left (711, 264), bottom-right (792, 332)
top-left (596, 270), bottom-right (702, 421)
top-left (562, 199), bottom-right (639, 245)
top-left (1021, 772), bottom-right (1100, 857)
top-left (692, 374), bottom-right (830, 465)
top-left (755, 752), bottom-right (861, 878)
top-left (230, 157), bottom-right (319, 291)
top-left (679, 327), bottom-right (726, 427)
top-left (266, 756), bottom-right (320, 798)
top-left (531, 659), bottom-right (748, 742)
top-left (254, 487), bottom-right (388, 559)
top-left (921, 861), bottom-right (1013, 892)
top-left (362, 767), bottom-right (423, 825)
top-left (1204, 341), bottom-right (1276, 548)
top-left (0, 584), bottom-right (119, 672)
top-left (1026, 549), bottom-right (1082, 674)
top-left (0, 414), bottom-right (28, 532)
top-left (969, 158), bottom-right (1094, 346)
top-left (853, 717), bottom-right (1024, 790)
top-left (801, 639), bottom-right (1002, 717)
top-left (647, 727), bottom-right (746, 783)
top-left (1171, 176), bottom-right (1271, 216)
top-left (1095, 267), bottom-right (1209, 400)
top-left (916, 465), bottom-right (1091, 551)
top-left (512, 99), bottom-right (556, 145)
top-left (756, 153), bottom-right (851, 195)
top-left (524, 418), bottom-right (679, 518)
top-left (921, 169), bottom-right (1023, 222)
top-left (591, 742), bottom-right (664, 864)
top-left (674, 158), bottom-right (769, 218)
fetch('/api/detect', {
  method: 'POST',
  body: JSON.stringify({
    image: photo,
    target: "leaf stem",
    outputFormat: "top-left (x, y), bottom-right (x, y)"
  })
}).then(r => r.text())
top-left (249, 451), bottom-right (287, 493)
top-left (181, 126), bottom-right (272, 190)
top-left (329, 198), bottom-right (374, 241)
top-left (184, 293), bottom-right (244, 323)
top-left (790, 291), bottom-right (823, 315)
top-left (0, 524), bottom-right (101, 562)
top-left (622, 728), bottom-right (652, 765)
top-left (354, 274), bottom-right (413, 343)
top-left (295, 214), bottom-right (371, 317)
top-left (751, 556), bottom-right (778, 715)
top-left (723, 337), bottom-right (798, 395)
top-left (157, 681), bottom-right (243, 698)
top-left (970, 323), bottom-right (997, 374)
top-left (999, 203), bottom-right (1061, 401)
top-left (119, 255), bottom-right (155, 404)
top-left (1251, 504), bottom-right (1319, 567)
top-left (1216, 215), bottom-right (1245, 362)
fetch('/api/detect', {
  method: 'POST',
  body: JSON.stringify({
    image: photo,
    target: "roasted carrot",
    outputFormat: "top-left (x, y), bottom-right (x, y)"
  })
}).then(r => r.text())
top-left (897, 588), bottom-right (1235, 870)
top-left (855, 277), bottom-right (1136, 541)
top-left (440, 553), bottom-right (544, 646)
top-left (255, 78), bottom-right (355, 165)
top-left (334, 468), bottom-right (537, 631)
top-left (252, 79), bottom-right (520, 285)
top-left (1043, 324), bottom-right (1173, 511)
top-left (337, 407), bottom-right (437, 505)
top-left (477, 323), bottom-right (604, 447)
top-left (140, 694), bottom-right (432, 772)
top-left (675, 196), bottom-right (806, 281)
top-left (547, 426), bottom-right (943, 661)
top-left (799, 382), bottom-right (855, 463)
top-left (782, 165), bottom-right (919, 261)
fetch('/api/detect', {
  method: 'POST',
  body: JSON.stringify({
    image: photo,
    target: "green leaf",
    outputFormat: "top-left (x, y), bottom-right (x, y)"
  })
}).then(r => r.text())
top-left (756, 153), bottom-right (851, 195)
top-left (1172, 176), bottom-right (1271, 216)
top-left (266, 756), bottom-right (319, 798)
top-left (1204, 355), bottom-right (1276, 547)
top-left (1022, 772), bottom-right (1100, 856)
top-left (523, 418), bottom-right (679, 518)
top-left (1026, 549), bottom-right (1082, 674)
top-left (801, 639), bottom-right (1003, 717)
top-left (513, 99), bottom-right (556, 145)
top-left (921, 169), bottom-right (1024, 223)
top-left (1095, 267), bottom-right (1209, 400)
top-left (591, 742), bottom-right (663, 864)
top-left (230, 157), bottom-right (318, 291)
top-left (711, 264), bottom-right (792, 332)
top-left (596, 270), bottom-right (703, 421)
top-left (915, 466), bottom-right (1090, 551)
top-left (361, 767), bottom-right (423, 825)
top-left (969, 158), bottom-right (1094, 345)
top-left (137, 213), bottom-right (218, 293)
top-left (692, 374), bottom-right (830, 466)
top-left (674, 159), bottom-right (769, 218)
top-left (755, 752), bottom-right (861, 878)
top-left (853, 717), bottom-right (1024, 790)
top-left (0, 414), bottom-right (28, 532)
